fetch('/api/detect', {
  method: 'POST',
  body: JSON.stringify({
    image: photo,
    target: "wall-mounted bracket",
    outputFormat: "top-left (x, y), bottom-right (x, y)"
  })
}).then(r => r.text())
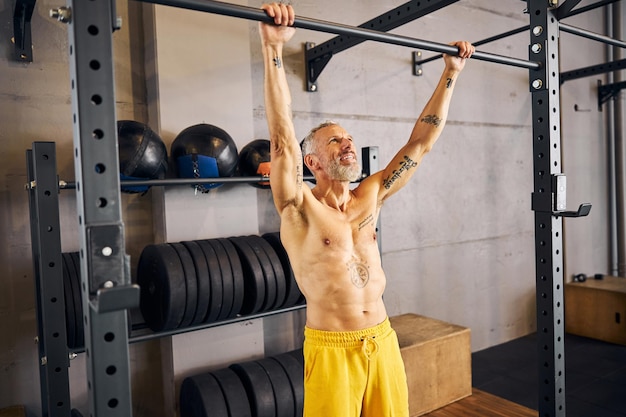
top-left (413, 51), bottom-right (423, 76)
top-left (598, 79), bottom-right (626, 111)
top-left (305, 42), bottom-right (329, 92)
top-left (13, 0), bottom-right (36, 62)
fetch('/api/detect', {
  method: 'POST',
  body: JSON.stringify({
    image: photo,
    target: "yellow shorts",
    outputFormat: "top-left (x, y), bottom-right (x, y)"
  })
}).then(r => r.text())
top-left (303, 317), bottom-right (409, 417)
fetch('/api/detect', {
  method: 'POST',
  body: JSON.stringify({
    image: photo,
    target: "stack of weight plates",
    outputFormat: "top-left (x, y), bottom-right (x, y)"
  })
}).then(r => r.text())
top-left (180, 349), bottom-right (304, 417)
top-left (137, 234), bottom-right (304, 332)
top-left (61, 251), bottom-right (84, 350)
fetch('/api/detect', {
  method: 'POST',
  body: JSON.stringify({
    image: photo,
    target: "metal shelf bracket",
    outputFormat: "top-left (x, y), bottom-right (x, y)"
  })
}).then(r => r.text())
top-left (13, 0), bottom-right (36, 62)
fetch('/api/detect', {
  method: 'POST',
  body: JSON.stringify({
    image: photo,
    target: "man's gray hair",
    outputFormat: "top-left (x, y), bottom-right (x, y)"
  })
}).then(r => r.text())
top-left (301, 120), bottom-right (339, 156)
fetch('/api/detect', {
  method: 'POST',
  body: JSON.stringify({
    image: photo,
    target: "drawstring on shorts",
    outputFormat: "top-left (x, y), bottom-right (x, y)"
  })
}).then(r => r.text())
top-left (361, 335), bottom-right (379, 360)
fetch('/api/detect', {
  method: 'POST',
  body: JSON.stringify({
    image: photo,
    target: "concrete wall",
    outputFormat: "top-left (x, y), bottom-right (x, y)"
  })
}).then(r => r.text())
top-left (0, 0), bottom-right (619, 415)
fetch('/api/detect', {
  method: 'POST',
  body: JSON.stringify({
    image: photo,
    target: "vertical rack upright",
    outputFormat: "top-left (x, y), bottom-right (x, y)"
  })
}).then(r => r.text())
top-left (66, 0), bottom-right (139, 414)
top-left (529, 1), bottom-right (566, 416)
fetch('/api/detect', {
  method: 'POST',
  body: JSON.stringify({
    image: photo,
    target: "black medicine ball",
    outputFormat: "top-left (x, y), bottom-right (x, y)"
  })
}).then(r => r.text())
top-left (117, 120), bottom-right (168, 193)
top-left (171, 124), bottom-right (239, 191)
top-left (238, 139), bottom-right (271, 189)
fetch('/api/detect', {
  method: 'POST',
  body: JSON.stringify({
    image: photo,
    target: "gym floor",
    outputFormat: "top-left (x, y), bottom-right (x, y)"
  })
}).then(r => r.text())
top-left (472, 333), bottom-right (626, 417)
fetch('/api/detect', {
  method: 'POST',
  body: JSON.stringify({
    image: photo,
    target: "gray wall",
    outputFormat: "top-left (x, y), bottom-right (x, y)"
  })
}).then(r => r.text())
top-left (0, 0), bottom-right (619, 415)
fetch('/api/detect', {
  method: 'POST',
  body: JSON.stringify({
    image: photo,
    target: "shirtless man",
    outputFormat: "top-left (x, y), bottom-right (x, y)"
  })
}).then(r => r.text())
top-left (259, 3), bottom-right (474, 416)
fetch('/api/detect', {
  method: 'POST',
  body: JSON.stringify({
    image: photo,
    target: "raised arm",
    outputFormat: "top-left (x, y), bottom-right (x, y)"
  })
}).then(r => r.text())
top-left (260, 3), bottom-right (303, 216)
top-left (368, 41), bottom-right (474, 202)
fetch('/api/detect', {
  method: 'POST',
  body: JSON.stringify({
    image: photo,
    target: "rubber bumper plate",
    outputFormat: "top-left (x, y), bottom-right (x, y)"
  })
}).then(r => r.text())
top-left (273, 352), bottom-right (304, 417)
top-left (170, 242), bottom-right (198, 329)
top-left (211, 367), bottom-right (252, 417)
top-left (181, 241), bottom-right (210, 325)
top-left (253, 235), bottom-right (287, 310)
top-left (137, 243), bottom-right (186, 331)
top-left (230, 361), bottom-right (276, 417)
top-left (196, 239), bottom-right (223, 323)
top-left (262, 232), bottom-right (302, 308)
top-left (228, 236), bottom-right (265, 315)
top-left (245, 235), bottom-right (277, 312)
top-left (180, 373), bottom-right (229, 417)
top-left (216, 238), bottom-right (244, 318)
top-left (256, 357), bottom-right (294, 417)
top-left (207, 238), bottom-right (234, 320)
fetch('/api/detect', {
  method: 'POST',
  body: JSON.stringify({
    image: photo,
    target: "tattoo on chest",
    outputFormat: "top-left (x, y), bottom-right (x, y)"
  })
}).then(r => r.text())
top-left (358, 213), bottom-right (374, 231)
top-left (382, 155), bottom-right (418, 190)
top-left (348, 261), bottom-right (370, 288)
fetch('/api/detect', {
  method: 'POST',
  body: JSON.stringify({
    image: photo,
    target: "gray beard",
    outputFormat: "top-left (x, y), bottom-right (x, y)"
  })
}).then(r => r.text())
top-left (327, 159), bottom-right (362, 182)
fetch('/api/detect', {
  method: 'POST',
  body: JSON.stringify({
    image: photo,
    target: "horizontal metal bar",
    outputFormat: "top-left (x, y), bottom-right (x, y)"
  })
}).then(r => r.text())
top-left (561, 58), bottom-right (626, 83)
top-left (136, 0), bottom-right (540, 70)
top-left (130, 304), bottom-right (306, 343)
top-left (558, 0), bottom-right (620, 19)
top-left (416, 25), bottom-right (528, 66)
top-left (560, 22), bottom-right (626, 48)
top-left (59, 175), bottom-right (317, 189)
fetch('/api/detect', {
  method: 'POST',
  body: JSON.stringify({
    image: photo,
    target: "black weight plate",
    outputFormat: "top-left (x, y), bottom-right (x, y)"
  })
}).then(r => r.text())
top-left (170, 243), bottom-right (198, 328)
top-left (207, 239), bottom-right (234, 321)
top-left (245, 235), bottom-right (276, 312)
top-left (181, 241), bottom-right (210, 326)
top-left (253, 235), bottom-right (286, 310)
top-left (272, 352), bottom-right (304, 417)
top-left (196, 240), bottom-right (223, 323)
top-left (211, 367), bottom-right (252, 417)
top-left (180, 373), bottom-right (229, 417)
top-left (61, 253), bottom-right (76, 349)
top-left (216, 238), bottom-right (244, 318)
top-left (68, 252), bottom-right (84, 349)
top-left (228, 237), bottom-right (265, 315)
top-left (137, 244), bottom-right (186, 331)
top-left (262, 232), bottom-right (302, 308)
top-left (230, 361), bottom-right (276, 417)
top-left (70, 409), bottom-right (83, 417)
top-left (256, 357), bottom-right (294, 417)
top-left (286, 348), bottom-right (305, 368)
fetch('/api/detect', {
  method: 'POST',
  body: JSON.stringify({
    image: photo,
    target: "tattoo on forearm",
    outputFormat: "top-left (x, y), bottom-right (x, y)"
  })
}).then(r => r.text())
top-left (382, 155), bottom-right (418, 190)
top-left (273, 56), bottom-right (282, 68)
top-left (446, 77), bottom-right (453, 88)
top-left (421, 114), bottom-right (442, 127)
top-left (348, 261), bottom-right (370, 288)
top-left (358, 213), bottom-right (374, 231)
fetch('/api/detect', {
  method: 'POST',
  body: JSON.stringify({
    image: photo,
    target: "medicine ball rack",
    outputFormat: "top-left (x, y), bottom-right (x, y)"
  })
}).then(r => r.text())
top-left (25, 0), bottom-right (625, 416)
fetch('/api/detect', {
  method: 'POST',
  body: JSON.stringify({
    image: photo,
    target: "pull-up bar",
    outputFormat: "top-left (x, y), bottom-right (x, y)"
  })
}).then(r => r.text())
top-left (138, 0), bottom-right (541, 71)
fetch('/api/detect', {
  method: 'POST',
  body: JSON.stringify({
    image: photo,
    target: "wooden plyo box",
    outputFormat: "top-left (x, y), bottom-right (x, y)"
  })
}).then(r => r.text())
top-left (565, 275), bottom-right (626, 345)
top-left (390, 313), bottom-right (472, 417)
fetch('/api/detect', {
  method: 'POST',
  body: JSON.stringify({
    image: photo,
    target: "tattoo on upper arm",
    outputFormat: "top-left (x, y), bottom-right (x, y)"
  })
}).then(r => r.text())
top-left (446, 77), bottom-right (453, 88)
top-left (421, 114), bottom-right (442, 127)
top-left (273, 56), bottom-right (282, 68)
top-left (382, 155), bottom-right (418, 190)
top-left (296, 158), bottom-right (303, 189)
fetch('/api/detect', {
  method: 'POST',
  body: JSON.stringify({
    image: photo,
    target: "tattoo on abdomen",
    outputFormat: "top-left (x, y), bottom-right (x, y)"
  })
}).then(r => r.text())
top-left (348, 261), bottom-right (370, 288)
top-left (421, 114), bottom-right (442, 127)
top-left (382, 155), bottom-right (418, 189)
